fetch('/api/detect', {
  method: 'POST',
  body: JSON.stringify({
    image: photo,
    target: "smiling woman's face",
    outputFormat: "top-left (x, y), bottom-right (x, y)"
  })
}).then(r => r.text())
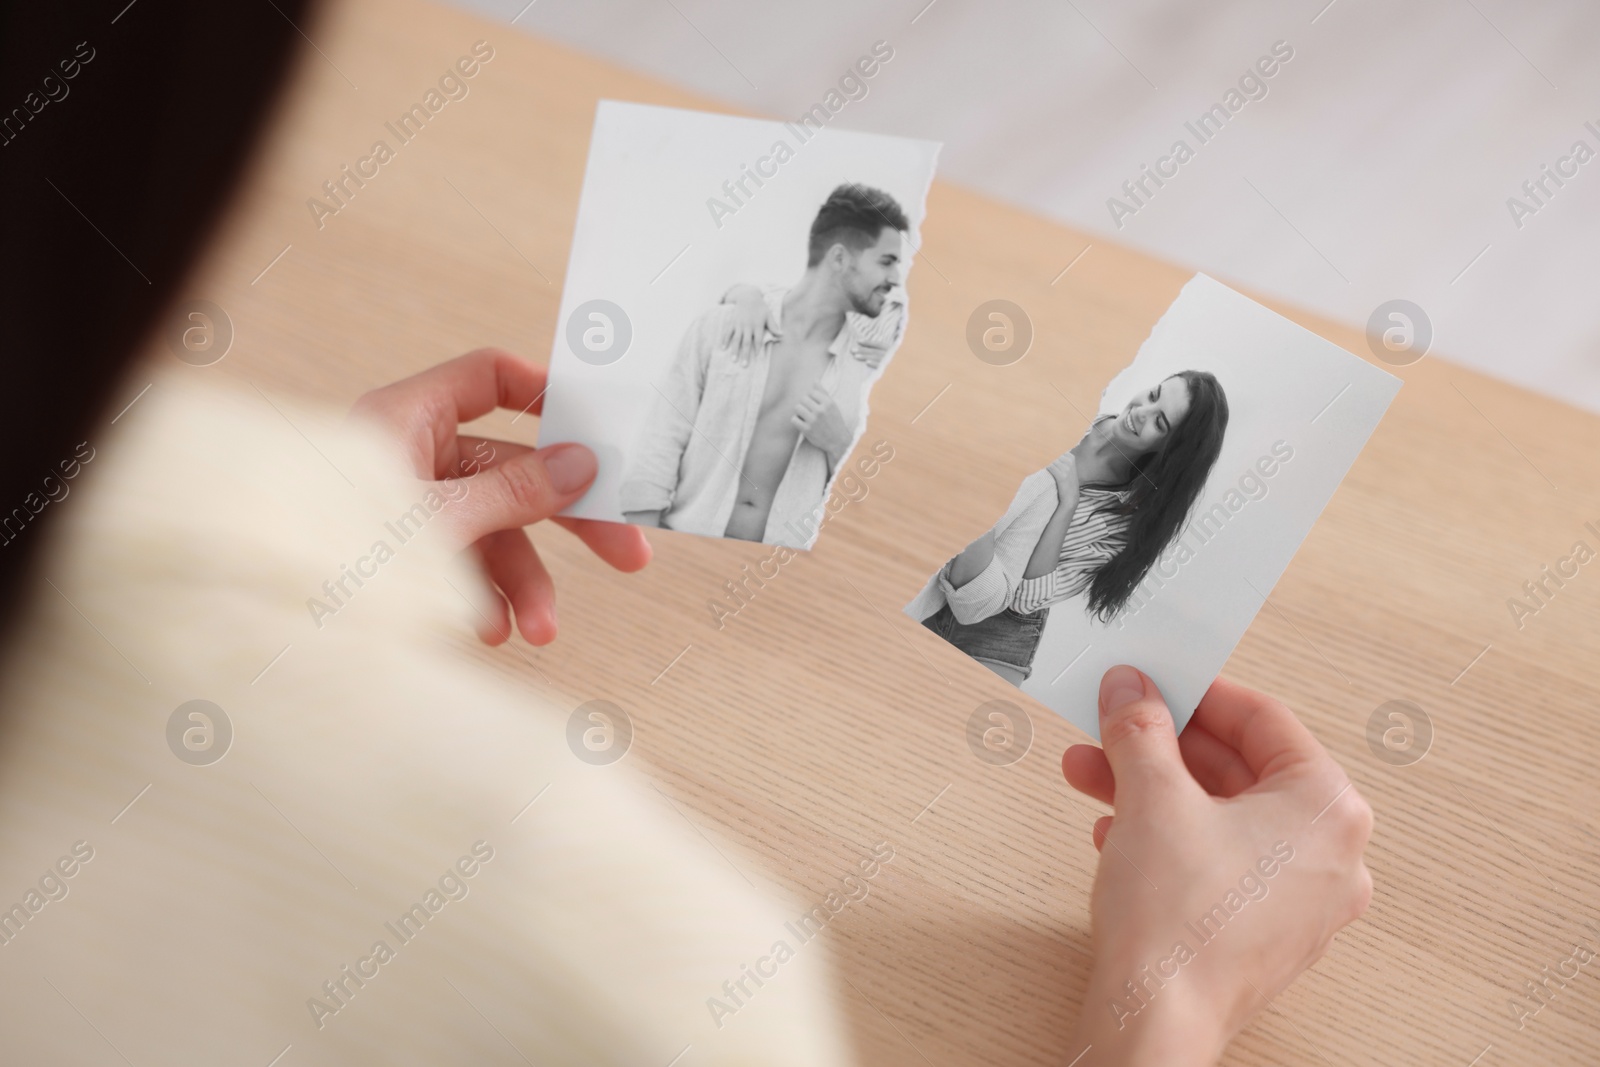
top-left (1113, 375), bottom-right (1192, 454)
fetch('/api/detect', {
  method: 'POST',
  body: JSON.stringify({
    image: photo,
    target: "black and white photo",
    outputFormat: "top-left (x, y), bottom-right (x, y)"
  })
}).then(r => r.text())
top-left (907, 368), bottom-right (1232, 683)
top-left (905, 274), bottom-right (1402, 739)
top-left (539, 101), bottom-right (940, 548)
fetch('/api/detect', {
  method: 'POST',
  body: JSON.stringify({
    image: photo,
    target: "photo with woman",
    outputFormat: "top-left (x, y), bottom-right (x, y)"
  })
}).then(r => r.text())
top-left (906, 369), bottom-right (1230, 685)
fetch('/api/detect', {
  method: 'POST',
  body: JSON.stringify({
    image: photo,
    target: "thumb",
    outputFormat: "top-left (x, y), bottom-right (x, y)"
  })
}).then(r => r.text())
top-left (1096, 665), bottom-right (1190, 812)
top-left (444, 443), bottom-right (597, 547)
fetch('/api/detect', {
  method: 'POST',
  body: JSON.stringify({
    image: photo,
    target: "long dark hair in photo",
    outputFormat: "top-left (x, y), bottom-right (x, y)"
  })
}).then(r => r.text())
top-left (1085, 369), bottom-right (1229, 622)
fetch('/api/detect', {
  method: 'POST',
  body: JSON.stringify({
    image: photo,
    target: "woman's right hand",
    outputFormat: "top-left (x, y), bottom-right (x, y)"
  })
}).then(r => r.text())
top-left (1062, 668), bottom-right (1374, 1065)
top-left (349, 349), bottom-right (652, 646)
top-left (717, 284), bottom-right (780, 367)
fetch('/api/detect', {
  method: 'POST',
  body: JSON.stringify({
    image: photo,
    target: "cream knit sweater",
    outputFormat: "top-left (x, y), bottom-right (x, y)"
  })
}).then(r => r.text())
top-left (0, 371), bottom-right (854, 1065)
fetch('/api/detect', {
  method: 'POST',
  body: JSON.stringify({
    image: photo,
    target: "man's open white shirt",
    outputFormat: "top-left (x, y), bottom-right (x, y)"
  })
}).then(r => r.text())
top-left (620, 285), bottom-right (904, 547)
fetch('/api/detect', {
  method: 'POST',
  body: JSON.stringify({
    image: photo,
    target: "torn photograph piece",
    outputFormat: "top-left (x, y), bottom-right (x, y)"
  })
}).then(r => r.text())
top-left (537, 99), bottom-right (941, 549)
top-left (905, 274), bottom-right (1403, 740)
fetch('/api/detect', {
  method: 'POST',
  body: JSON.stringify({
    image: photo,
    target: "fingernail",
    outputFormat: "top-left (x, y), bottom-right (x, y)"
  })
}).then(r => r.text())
top-left (543, 444), bottom-right (597, 494)
top-left (1101, 665), bottom-right (1145, 717)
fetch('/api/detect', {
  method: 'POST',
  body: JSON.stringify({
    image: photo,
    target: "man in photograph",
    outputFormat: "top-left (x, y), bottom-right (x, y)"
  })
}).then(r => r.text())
top-left (620, 183), bottom-right (909, 547)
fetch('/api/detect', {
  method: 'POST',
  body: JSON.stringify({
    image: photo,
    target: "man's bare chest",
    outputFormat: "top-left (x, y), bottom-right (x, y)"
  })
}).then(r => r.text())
top-left (755, 339), bottom-right (833, 421)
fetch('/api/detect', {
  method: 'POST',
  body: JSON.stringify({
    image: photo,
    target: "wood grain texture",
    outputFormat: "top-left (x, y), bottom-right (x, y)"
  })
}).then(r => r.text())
top-left (131, 0), bottom-right (1600, 1062)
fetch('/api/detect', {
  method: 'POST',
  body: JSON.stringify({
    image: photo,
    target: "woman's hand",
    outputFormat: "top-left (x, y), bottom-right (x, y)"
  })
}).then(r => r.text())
top-left (847, 335), bottom-right (893, 370)
top-left (349, 348), bottom-right (651, 646)
top-left (1062, 668), bottom-right (1373, 1065)
top-left (1022, 454), bottom-right (1083, 581)
top-left (717, 284), bottom-right (780, 367)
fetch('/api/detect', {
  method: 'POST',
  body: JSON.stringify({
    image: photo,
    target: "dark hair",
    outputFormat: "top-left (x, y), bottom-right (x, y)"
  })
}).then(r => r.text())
top-left (1084, 370), bottom-right (1229, 622)
top-left (806, 183), bottom-right (908, 267)
top-left (0, 1), bottom-right (309, 647)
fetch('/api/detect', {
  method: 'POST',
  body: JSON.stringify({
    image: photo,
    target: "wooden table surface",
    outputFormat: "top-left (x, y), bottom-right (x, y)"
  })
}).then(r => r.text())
top-left (139, 0), bottom-right (1600, 1062)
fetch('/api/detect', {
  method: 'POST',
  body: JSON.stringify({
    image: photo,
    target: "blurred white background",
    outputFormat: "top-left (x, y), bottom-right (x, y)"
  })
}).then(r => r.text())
top-left (448, 0), bottom-right (1600, 414)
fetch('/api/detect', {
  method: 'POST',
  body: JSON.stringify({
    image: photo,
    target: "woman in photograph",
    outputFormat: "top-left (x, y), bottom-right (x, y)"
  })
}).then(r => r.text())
top-left (907, 370), bottom-right (1229, 684)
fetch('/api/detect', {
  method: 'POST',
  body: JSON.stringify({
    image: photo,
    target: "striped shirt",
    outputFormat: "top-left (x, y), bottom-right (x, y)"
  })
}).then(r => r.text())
top-left (903, 466), bottom-right (1132, 625)
top-left (1011, 483), bottom-right (1132, 613)
top-left (847, 290), bottom-right (905, 355)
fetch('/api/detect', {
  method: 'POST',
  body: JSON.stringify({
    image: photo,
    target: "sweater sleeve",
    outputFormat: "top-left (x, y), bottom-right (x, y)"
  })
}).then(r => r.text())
top-left (10, 373), bottom-right (861, 1067)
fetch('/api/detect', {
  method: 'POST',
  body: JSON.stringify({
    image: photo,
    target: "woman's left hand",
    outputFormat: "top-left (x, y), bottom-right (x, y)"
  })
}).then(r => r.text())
top-left (349, 348), bottom-right (652, 646)
top-left (848, 336), bottom-right (893, 369)
top-left (1062, 669), bottom-right (1373, 1064)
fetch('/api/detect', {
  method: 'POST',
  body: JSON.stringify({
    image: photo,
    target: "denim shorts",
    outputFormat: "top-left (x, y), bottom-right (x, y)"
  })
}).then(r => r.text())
top-left (921, 602), bottom-right (1048, 681)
